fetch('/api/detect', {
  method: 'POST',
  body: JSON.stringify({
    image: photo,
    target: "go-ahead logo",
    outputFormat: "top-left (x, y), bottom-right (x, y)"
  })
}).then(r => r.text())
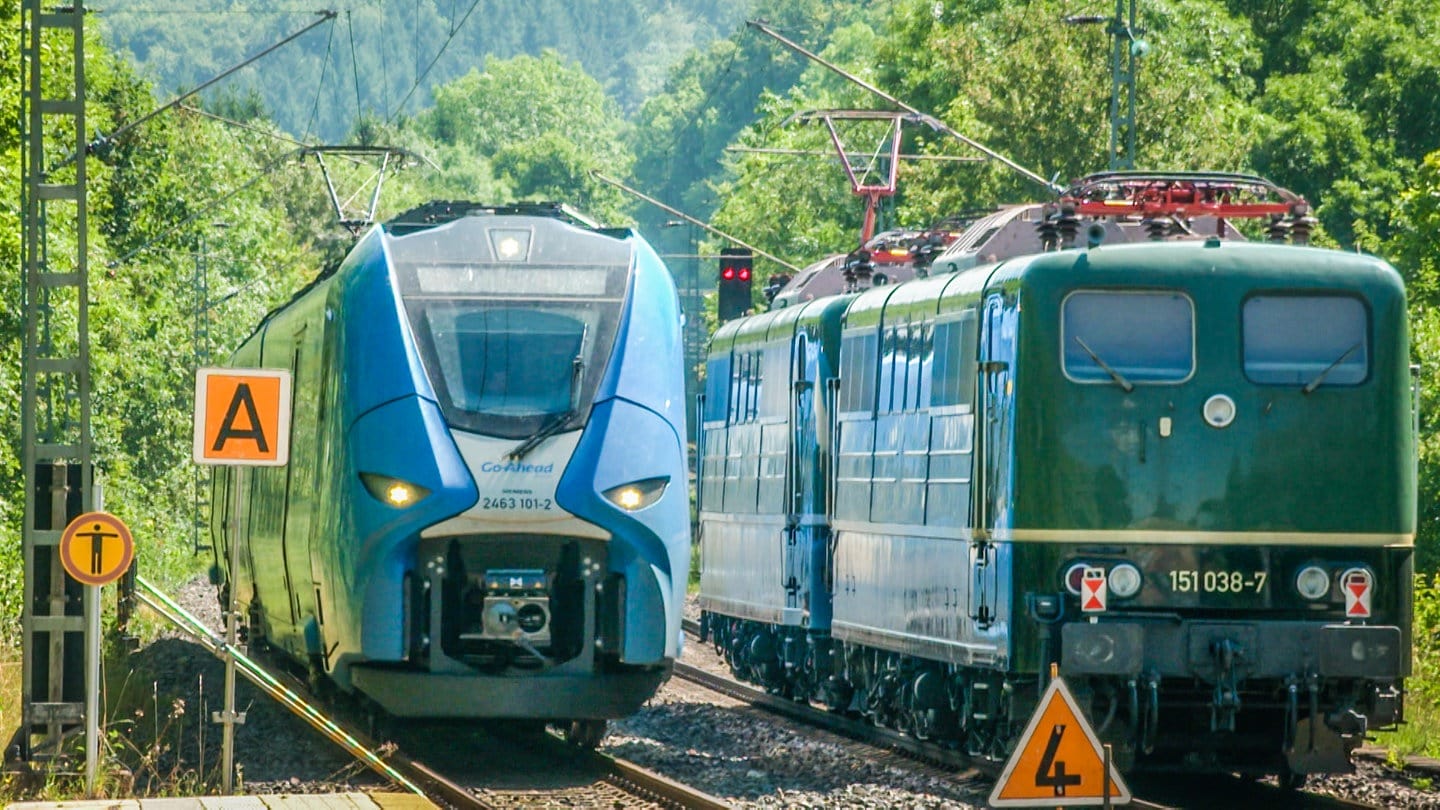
top-left (480, 461), bottom-right (556, 474)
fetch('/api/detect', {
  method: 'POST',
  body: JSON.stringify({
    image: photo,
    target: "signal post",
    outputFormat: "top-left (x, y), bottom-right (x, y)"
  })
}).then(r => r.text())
top-left (193, 367), bottom-right (292, 793)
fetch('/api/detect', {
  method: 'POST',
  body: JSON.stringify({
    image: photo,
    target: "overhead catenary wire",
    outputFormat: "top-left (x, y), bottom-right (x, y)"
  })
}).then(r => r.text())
top-left (302, 15), bottom-right (339, 142)
top-left (347, 10), bottom-right (363, 120)
top-left (108, 149), bottom-right (303, 268)
top-left (592, 171), bottom-right (801, 273)
top-left (77, 10), bottom-right (337, 169)
top-left (746, 19), bottom-right (1064, 194)
top-left (390, 0), bottom-right (484, 122)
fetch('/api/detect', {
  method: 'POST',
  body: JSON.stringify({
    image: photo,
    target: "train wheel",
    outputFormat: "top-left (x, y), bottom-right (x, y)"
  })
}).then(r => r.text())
top-left (306, 655), bottom-right (335, 704)
top-left (1278, 768), bottom-right (1307, 791)
top-left (562, 719), bottom-right (607, 748)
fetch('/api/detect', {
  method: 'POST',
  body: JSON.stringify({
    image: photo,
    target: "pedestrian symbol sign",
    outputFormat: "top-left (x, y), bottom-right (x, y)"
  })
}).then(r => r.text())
top-left (990, 675), bottom-right (1130, 806)
top-left (59, 512), bottom-right (135, 587)
top-left (194, 368), bottom-right (292, 466)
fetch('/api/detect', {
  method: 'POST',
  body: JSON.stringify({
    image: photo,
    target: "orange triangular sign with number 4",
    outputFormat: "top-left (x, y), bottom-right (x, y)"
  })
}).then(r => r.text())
top-left (989, 675), bottom-right (1131, 807)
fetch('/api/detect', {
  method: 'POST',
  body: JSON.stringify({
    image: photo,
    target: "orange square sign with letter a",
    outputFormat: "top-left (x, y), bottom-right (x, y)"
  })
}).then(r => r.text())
top-left (193, 368), bottom-right (292, 466)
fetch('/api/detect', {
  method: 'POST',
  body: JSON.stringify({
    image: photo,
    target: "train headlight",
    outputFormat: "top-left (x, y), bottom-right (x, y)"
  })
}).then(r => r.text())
top-left (1295, 565), bottom-right (1332, 600)
top-left (601, 476), bottom-right (670, 511)
top-left (360, 473), bottom-right (431, 508)
top-left (1108, 563), bottom-right (1143, 598)
top-left (1063, 563), bottom-right (1089, 595)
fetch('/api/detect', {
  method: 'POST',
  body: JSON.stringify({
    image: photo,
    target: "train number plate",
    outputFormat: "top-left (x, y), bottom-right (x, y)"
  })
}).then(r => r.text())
top-left (1167, 570), bottom-right (1267, 594)
top-left (482, 496), bottom-right (554, 511)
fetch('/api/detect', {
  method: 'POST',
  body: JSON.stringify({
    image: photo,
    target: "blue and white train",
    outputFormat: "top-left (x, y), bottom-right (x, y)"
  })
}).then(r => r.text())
top-left (210, 202), bottom-right (690, 743)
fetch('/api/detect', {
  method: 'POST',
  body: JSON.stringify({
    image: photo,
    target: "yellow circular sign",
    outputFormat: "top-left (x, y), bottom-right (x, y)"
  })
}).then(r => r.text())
top-left (59, 512), bottom-right (135, 586)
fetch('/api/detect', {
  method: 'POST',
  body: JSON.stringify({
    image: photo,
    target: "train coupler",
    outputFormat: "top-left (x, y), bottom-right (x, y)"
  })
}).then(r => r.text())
top-left (1209, 638), bottom-right (1243, 732)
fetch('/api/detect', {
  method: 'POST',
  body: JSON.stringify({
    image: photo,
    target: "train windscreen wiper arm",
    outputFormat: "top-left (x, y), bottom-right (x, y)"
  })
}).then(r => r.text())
top-left (1302, 342), bottom-right (1361, 395)
top-left (507, 410), bottom-right (575, 461)
top-left (1073, 336), bottom-right (1135, 393)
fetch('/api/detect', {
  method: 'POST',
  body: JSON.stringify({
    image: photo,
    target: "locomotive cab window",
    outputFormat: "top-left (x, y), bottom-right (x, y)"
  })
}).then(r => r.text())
top-left (1062, 290), bottom-right (1194, 385)
top-left (1243, 295), bottom-right (1368, 387)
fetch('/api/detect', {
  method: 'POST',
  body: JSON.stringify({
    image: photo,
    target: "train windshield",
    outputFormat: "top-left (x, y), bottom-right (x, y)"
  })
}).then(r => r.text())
top-left (1243, 295), bottom-right (1368, 387)
top-left (389, 217), bottom-right (631, 438)
top-left (1062, 290), bottom-right (1194, 384)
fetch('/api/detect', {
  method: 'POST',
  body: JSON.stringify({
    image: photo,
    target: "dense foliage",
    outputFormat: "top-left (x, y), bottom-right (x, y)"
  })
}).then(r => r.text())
top-left (97, 0), bottom-right (747, 142)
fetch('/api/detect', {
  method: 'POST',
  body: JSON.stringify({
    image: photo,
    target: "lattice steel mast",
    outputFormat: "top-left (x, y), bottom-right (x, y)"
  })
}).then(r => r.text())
top-left (20, 0), bottom-right (93, 762)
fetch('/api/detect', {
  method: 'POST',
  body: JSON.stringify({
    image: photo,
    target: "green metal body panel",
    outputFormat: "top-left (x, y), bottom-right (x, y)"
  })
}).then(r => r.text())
top-left (998, 241), bottom-right (1414, 673)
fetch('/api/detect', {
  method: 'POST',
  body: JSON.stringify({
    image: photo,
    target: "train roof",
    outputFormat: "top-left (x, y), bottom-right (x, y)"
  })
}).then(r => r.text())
top-left (383, 200), bottom-right (625, 237)
top-left (993, 239), bottom-right (1405, 299)
top-left (709, 294), bottom-right (854, 353)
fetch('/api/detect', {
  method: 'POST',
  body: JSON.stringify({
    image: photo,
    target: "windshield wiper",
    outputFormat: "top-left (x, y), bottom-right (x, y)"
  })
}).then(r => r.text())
top-left (507, 354), bottom-right (585, 460)
top-left (1302, 342), bottom-right (1361, 395)
top-left (507, 410), bottom-right (575, 461)
top-left (1073, 336), bottom-right (1134, 393)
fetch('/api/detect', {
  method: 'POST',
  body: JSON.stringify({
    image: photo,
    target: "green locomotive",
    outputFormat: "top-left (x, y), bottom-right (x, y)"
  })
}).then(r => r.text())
top-left (699, 174), bottom-right (1414, 781)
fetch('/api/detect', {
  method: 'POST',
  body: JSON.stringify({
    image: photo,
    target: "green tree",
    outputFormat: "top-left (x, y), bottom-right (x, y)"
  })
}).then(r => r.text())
top-left (418, 52), bottom-right (633, 217)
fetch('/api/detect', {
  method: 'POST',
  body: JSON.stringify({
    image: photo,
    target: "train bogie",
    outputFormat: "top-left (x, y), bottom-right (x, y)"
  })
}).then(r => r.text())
top-left (212, 203), bottom-right (688, 725)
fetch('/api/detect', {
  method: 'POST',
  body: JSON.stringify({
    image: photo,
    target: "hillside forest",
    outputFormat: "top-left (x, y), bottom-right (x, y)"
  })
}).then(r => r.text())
top-left (3, 0), bottom-right (1440, 729)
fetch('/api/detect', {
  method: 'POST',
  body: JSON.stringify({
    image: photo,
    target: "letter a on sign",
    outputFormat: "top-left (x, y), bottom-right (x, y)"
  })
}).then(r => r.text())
top-left (990, 675), bottom-right (1131, 806)
top-left (194, 368), bottom-right (292, 466)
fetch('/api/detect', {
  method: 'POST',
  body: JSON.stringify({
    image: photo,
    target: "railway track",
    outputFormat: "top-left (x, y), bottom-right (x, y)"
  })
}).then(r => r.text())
top-left (394, 721), bottom-right (732, 810)
top-left (675, 618), bottom-right (1389, 810)
top-left (136, 578), bottom-right (730, 809)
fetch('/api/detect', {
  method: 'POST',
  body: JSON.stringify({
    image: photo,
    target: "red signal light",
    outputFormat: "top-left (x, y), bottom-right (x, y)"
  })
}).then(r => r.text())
top-left (722, 266), bottom-right (735, 280)
top-left (738, 267), bottom-right (751, 282)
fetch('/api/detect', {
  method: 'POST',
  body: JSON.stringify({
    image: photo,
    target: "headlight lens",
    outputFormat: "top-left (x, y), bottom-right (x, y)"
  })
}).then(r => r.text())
top-left (601, 476), bottom-right (669, 511)
top-left (1295, 565), bottom-right (1331, 600)
top-left (1063, 563), bottom-right (1089, 595)
top-left (1108, 563), bottom-right (1143, 598)
top-left (360, 473), bottom-right (431, 508)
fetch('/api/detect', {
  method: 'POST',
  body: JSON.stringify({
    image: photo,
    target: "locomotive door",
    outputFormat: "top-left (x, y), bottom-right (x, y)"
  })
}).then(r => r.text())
top-left (280, 334), bottom-right (317, 629)
top-left (785, 333), bottom-right (817, 613)
top-left (970, 292), bottom-right (1013, 628)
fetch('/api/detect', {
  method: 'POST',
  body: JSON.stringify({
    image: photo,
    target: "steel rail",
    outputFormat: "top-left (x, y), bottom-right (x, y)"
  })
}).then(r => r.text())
top-left (135, 577), bottom-right (727, 808)
top-left (678, 620), bottom-right (1183, 809)
top-left (133, 576), bottom-right (429, 797)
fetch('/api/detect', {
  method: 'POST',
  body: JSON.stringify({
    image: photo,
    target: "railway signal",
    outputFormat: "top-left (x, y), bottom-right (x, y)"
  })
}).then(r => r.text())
top-left (718, 247), bottom-right (753, 322)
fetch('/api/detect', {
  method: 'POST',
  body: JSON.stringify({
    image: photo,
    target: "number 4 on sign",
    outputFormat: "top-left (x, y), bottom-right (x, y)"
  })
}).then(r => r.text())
top-left (989, 675), bottom-right (1131, 807)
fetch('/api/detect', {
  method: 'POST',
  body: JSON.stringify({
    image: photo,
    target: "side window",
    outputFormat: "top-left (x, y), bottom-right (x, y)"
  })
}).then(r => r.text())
top-left (1062, 291), bottom-right (1193, 384)
top-left (877, 327), bottom-right (896, 414)
top-left (760, 344), bottom-right (788, 418)
top-left (748, 351), bottom-right (762, 420)
top-left (916, 323), bottom-right (934, 410)
top-left (702, 356), bottom-right (731, 423)
top-left (728, 352), bottom-right (745, 424)
top-left (730, 350), bottom-right (762, 423)
top-left (895, 324), bottom-right (913, 412)
top-left (839, 330), bottom-right (878, 414)
top-left (1243, 295), bottom-right (1368, 386)
top-left (930, 310), bottom-right (978, 409)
